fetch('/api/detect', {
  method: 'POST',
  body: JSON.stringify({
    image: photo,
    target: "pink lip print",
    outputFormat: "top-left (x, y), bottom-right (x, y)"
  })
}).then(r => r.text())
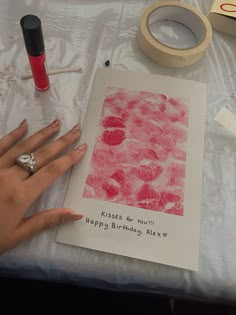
top-left (83, 87), bottom-right (189, 216)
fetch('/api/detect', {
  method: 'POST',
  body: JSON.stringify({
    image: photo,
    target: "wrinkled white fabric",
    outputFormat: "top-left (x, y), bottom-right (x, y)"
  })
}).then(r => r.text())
top-left (0, 0), bottom-right (236, 302)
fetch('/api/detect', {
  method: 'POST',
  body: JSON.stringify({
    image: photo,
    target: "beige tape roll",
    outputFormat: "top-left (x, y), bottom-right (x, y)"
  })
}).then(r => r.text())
top-left (137, 1), bottom-right (212, 67)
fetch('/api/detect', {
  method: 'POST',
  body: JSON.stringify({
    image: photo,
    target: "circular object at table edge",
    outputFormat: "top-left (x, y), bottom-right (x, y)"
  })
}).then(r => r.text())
top-left (136, 1), bottom-right (213, 67)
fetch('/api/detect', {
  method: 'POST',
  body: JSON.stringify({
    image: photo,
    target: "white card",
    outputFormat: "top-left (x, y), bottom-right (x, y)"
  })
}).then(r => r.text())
top-left (56, 68), bottom-right (206, 271)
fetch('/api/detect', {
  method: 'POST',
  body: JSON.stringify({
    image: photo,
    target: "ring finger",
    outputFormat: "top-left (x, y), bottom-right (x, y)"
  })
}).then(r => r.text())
top-left (13, 122), bottom-right (81, 180)
top-left (0, 118), bottom-right (61, 169)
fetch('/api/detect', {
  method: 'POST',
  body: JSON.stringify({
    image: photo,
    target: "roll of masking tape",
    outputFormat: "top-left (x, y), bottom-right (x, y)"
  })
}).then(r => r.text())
top-left (137, 1), bottom-right (212, 67)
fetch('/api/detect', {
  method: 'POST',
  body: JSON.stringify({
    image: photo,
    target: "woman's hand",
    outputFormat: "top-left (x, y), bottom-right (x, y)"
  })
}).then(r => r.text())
top-left (0, 118), bottom-right (87, 254)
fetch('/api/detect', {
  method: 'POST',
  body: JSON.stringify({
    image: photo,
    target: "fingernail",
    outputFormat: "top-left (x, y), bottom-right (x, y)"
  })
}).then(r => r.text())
top-left (75, 143), bottom-right (87, 152)
top-left (19, 119), bottom-right (27, 127)
top-left (49, 118), bottom-right (61, 128)
top-left (71, 123), bottom-right (80, 133)
top-left (71, 214), bottom-right (84, 221)
top-left (65, 214), bottom-right (84, 221)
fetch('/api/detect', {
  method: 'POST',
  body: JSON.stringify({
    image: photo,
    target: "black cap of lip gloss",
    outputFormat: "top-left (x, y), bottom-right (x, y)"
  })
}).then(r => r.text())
top-left (20, 15), bottom-right (45, 56)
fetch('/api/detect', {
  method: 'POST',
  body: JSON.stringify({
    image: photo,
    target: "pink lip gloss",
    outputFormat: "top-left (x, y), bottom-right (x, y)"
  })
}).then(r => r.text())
top-left (20, 15), bottom-right (50, 91)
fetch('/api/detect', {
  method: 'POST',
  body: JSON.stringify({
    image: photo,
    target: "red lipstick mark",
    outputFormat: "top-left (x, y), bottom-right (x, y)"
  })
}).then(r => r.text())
top-left (132, 164), bottom-right (163, 181)
top-left (84, 87), bottom-right (189, 216)
top-left (111, 169), bottom-right (126, 185)
top-left (102, 182), bottom-right (119, 199)
top-left (102, 116), bottom-right (125, 128)
top-left (136, 184), bottom-right (159, 201)
top-left (102, 129), bottom-right (126, 145)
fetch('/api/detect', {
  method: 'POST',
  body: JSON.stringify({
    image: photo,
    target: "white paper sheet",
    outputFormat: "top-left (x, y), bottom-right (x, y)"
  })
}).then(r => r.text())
top-left (56, 68), bottom-right (206, 271)
top-left (214, 107), bottom-right (236, 136)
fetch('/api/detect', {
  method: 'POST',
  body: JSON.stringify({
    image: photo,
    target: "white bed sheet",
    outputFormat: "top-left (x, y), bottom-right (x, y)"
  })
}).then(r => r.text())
top-left (0, 0), bottom-right (236, 302)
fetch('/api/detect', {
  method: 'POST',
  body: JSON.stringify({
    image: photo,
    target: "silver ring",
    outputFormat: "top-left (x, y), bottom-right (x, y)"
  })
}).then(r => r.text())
top-left (16, 152), bottom-right (38, 174)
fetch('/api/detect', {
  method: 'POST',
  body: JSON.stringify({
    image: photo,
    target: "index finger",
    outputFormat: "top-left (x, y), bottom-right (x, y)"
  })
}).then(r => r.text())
top-left (24, 143), bottom-right (87, 201)
top-left (0, 120), bottom-right (28, 158)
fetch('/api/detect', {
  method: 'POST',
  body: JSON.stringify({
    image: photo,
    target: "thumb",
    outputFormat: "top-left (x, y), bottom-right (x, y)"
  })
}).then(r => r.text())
top-left (16, 208), bottom-right (83, 243)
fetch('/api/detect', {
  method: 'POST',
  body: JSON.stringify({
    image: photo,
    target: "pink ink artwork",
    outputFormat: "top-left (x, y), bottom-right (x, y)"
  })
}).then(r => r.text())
top-left (83, 87), bottom-right (189, 216)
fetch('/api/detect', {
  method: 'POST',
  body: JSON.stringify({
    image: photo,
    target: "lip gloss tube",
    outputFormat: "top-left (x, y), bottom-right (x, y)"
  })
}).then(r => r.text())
top-left (20, 15), bottom-right (50, 91)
